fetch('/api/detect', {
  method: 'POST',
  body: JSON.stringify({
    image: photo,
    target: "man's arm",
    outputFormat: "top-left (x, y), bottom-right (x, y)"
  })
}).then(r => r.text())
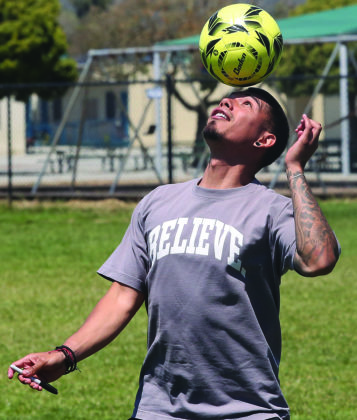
top-left (8, 282), bottom-right (145, 391)
top-left (285, 114), bottom-right (340, 277)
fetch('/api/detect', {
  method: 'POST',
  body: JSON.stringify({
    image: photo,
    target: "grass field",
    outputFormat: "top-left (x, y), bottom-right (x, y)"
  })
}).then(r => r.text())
top-left (1, 198), bottom-right (356, 419)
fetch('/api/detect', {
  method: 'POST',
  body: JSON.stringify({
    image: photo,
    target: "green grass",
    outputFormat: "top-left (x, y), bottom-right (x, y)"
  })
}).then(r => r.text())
top-left (1, 199), bottom-right (356, 419)
top-left (1, 200), bottom-right (147, 420)
top-left (280, 199), bottom-right (357, 419)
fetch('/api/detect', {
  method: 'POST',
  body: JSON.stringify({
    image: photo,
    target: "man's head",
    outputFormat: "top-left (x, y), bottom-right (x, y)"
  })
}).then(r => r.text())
top-left (203, 87), bottom-right (290, 169)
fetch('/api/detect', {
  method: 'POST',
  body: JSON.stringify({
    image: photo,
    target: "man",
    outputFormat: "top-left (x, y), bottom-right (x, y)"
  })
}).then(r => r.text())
top-left (8, 88), bottom-right (339, 420)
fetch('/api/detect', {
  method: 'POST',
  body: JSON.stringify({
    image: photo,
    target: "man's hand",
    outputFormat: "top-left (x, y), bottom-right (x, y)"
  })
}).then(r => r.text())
top-left (8, 350), bottom-right (66, 391)
top-left (285, 114), bottom-right (322, 171)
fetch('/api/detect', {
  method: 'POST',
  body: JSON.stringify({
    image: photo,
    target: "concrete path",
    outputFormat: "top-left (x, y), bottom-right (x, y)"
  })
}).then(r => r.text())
top-left (1, 152), bottom-right (357, 199)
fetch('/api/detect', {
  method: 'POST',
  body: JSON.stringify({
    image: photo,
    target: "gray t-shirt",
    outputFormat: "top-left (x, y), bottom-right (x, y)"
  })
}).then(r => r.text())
top-left (98, 178), bottom-right (296, 420)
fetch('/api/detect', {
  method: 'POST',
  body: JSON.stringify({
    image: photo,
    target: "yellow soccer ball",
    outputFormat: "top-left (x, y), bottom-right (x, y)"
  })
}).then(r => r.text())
top-left (199, 4), bottom-right (283, 87)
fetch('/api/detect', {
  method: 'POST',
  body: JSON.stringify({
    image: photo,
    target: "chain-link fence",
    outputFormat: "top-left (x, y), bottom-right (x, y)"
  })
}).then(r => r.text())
top-left (1, 72), bottom-right (357, 201)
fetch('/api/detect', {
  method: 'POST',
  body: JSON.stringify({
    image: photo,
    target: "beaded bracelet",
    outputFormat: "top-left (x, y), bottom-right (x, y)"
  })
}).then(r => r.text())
top-left (55, 345), bottom-right (78, 374)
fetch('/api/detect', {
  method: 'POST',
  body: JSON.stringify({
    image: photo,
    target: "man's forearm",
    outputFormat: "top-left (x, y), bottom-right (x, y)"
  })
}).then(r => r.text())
top-left (287, 167), bottom-right (339, 276)
top-left (63, 282), bottom-right (144, 362)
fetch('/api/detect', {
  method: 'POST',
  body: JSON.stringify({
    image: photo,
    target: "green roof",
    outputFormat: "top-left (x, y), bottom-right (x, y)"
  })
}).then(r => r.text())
top-left (157, 4), bottom-right (357, 47)
top-left (279, 4), bottom-right (357, 40)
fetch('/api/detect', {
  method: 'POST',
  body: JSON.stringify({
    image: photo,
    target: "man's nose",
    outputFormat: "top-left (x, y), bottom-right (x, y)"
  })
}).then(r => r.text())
top-left (219, 97), bottom-right (233, 109)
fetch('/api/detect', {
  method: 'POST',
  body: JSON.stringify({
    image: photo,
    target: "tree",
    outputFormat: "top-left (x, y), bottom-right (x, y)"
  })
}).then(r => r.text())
top-left (274, 0), bottom-right (357, 170)
top-left (67, 0), bottom-right (290, 55)
top-left (68, 0), bottom-right (236, 55)
top-left (274, 0), bottom-right (357, 96)
top-left (69, 0), bottom-right (113, 18)
top-left (0, 0), bottom-right (78, 101)
top-left (273, 0), bottom-right (304, 18)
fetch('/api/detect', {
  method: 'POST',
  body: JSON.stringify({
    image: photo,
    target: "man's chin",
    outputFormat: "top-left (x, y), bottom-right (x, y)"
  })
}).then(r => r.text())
top-left (202, 125), bottom-right (221, 142)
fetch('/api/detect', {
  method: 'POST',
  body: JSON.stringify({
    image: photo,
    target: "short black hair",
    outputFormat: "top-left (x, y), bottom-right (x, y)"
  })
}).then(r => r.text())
top-left (241, 87), bottom-right (290, 168)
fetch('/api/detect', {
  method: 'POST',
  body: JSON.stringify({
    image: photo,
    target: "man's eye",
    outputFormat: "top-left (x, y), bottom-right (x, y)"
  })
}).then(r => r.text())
top-left (243, 101), bottom-right (252, 107)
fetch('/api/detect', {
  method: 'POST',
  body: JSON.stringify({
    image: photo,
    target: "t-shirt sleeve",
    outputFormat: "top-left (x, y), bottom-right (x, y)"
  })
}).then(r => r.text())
top-left (97, 201), bottom-right (149, 294)
top-left (270, 199), bottom-right (297, 275)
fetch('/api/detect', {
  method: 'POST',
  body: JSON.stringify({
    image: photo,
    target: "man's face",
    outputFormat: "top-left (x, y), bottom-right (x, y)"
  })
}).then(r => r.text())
top-left (203, 92), bottom-right (271, 148)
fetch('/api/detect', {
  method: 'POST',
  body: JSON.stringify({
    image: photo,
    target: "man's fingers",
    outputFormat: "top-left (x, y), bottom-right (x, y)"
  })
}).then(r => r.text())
top-left (22, 365), bottom-right (39, 377)
top-left (301, 115), bottom-right (312, 143)
top-left (19, 375), bottom-right (31, 384)
top-left (20, 376), bottom-right (43, 392)
top-left (14, 370), bottom-right (43, 392)
top-left (7, 367), bottom-right (14, 379)
top-left (9, 355), bottom-right (46, 379)
top-left (29, 381), bottom-right (42, 391)
top-left (297, 115), bottom-right (321, 145)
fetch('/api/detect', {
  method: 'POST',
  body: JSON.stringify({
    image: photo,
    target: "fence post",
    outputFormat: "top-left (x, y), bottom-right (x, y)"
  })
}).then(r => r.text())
top-left (7, 96), bottom-right (13, 207)
top-left (153, 51), bottom-right (163, 177)
top-left (339, 42), bottom-right (350, 175)
top-left (166, 74), bottom-right (173, 184)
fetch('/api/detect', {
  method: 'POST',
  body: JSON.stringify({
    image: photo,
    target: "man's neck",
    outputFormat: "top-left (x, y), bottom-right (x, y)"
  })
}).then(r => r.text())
top-left (199, 159), bottom-right (257, 189)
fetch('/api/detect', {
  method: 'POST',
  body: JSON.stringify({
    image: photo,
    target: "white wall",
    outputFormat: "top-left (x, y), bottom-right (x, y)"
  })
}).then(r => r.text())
top-left (0, 97), bottom-right (26, 155)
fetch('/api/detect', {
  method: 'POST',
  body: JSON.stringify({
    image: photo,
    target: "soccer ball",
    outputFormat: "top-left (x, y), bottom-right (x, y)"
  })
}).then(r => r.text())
top-left (199, 4), bottom-right (283, 87)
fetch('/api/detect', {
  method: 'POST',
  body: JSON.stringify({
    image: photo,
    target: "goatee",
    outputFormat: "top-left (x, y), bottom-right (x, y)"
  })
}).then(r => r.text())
top-left (202, 124), bottom-right (220, 142)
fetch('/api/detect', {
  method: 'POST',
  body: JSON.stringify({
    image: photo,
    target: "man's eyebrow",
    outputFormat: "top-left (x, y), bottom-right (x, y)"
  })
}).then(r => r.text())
top-left (249, 95), bottom-right (269, 112)
top-left (245, 96), bottom-right (265, 110)
top-left (251, 96), bottom-right (262, 108)
top-left (228, 93), bottom-right (263, 109)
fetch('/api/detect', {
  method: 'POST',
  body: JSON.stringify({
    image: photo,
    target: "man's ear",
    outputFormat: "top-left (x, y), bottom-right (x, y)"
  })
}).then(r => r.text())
top-left (254, 132), bottom-right (276, 148)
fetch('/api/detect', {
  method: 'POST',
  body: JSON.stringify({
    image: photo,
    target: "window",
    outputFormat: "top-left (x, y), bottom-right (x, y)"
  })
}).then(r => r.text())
top-left (105, 91), bottom-right (116, 119)
top-left (84, 98), bottom-right (98, 120)
top-left (53, 97), bottom-right (62, 122)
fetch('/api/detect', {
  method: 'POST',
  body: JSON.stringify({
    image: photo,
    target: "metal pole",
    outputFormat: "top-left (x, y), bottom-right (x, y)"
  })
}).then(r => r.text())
top-left (7, 96), bottom-right (13, 207)
top-left (71, 87), bottom-right (89, 189)
top-left (166, 74), bottom-right (173, 184)
top-left (339, 42), bottom-right (350, 175)
top-left (109, 99), bottom-right (158, 194)
top-left (302, 43), bottom-right (340, 117)
top-left (269, 43), bottom-right (340, 189)
top-left (153, 51), bottom-right (163, 176)
top-left (31, 55), bottom-right (93, 194)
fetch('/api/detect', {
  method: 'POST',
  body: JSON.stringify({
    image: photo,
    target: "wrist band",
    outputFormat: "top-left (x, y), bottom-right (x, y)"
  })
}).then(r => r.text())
top-left (289, 173), bottom-right (304, 180)
top-left (55, 345), bottom-right (78, 374)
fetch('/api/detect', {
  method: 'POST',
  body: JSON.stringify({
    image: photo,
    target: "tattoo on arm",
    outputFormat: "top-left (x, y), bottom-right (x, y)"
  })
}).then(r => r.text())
top-left (287, 169), bottom-right (339, 272)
